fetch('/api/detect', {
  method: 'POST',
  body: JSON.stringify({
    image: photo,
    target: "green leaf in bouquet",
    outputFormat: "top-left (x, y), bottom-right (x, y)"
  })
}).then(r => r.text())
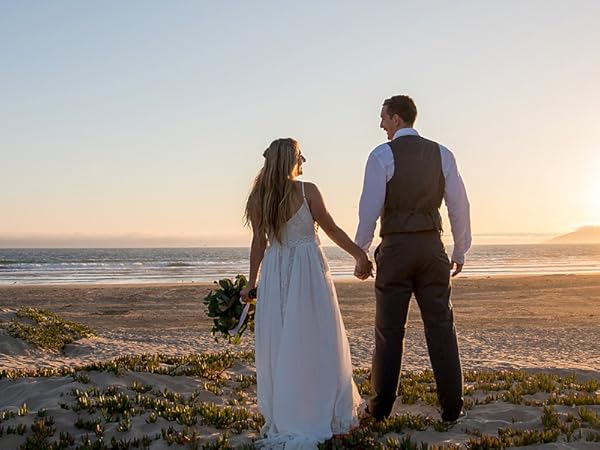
top-left (228, 295), bottom-right (239, 308)
top-left (234, 274), bottom-right (248, 289)
top-left (218, 316), bottom-right (234, 329)
top-left (201, 274), bottom-right (256, 344)
top-left (216, 298), bottom-right (228, 310)
top-left (207, 304), bottom-right (220, 317)
top-left (202, 291), bottom-right (214, 304)
top-left (218, 278), bottom-right (233, 290)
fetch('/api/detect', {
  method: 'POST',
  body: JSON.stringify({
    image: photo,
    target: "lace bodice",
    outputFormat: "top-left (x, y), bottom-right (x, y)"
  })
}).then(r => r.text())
top-left (268, 183), bottom-right (319, 249)
top-left (270, 202), bottom-right (319, 248)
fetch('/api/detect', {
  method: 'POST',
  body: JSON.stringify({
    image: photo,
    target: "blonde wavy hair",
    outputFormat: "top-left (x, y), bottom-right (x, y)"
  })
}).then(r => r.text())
top-left (245, 138), bottom-right (302, 243)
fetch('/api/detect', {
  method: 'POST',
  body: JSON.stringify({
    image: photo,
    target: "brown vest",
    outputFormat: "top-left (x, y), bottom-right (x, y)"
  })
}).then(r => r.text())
top-left (380, 135), bottom-right (445, 235)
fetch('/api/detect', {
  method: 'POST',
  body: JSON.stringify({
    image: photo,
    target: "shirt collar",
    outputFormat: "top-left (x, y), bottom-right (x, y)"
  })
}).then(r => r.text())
top-left (392, 127), bottom-right (419, 139)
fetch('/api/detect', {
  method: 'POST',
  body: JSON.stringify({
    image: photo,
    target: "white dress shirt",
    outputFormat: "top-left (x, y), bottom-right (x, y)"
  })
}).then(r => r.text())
top-left (355, 128), bottom-right (472, 264)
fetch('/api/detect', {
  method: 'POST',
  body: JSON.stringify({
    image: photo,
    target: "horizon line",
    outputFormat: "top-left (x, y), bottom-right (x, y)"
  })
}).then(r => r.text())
top-left (1, 230), bottom-right (594, 249)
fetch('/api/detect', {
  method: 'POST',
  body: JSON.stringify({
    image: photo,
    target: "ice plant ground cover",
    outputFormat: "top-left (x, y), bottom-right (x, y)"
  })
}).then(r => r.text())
top-left (0, 307), bottom-right (95, 352)
top-left (0, 348), bottom-right (599, 449)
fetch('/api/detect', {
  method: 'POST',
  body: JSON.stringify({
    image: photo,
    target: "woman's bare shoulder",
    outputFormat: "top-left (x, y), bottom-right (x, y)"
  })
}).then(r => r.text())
top-left (301, 181), bottom-right (319, 196)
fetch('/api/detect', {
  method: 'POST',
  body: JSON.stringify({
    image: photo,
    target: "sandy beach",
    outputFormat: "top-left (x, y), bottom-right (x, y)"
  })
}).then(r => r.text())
top-left (1, 274), bottom-right (600, 448)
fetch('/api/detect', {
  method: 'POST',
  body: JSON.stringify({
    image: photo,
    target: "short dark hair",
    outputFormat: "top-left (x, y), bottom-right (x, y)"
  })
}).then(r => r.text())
top-left (383, 95), bottom-right (417, 125)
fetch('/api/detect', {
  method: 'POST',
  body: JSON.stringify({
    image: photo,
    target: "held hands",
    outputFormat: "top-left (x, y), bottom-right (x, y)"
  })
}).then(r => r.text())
top-left (354, 253), bottom-right (373, 281)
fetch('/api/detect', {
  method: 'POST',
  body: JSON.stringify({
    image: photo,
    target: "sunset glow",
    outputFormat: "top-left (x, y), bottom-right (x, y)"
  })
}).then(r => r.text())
top-left (1, 2), bottom-right (599, 247)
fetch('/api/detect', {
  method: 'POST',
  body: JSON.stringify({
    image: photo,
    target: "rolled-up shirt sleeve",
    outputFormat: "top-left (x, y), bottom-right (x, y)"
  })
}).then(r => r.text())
top-left (441, 145), bottom-right (472, 264)
top-left (355, 152), bottom-right (387, 252)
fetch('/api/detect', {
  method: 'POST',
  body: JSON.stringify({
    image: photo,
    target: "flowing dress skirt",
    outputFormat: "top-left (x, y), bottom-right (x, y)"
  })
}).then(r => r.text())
top-left (255, 241), bottom-right (362, 449)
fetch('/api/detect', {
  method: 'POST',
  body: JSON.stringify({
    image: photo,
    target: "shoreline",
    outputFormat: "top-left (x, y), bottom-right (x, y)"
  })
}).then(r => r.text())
top-left (1, 271), bottom-right (600, 289)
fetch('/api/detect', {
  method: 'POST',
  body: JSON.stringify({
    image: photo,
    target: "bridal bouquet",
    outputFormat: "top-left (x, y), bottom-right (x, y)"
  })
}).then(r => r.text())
top-left (202, 274), bottom-right (256, 344)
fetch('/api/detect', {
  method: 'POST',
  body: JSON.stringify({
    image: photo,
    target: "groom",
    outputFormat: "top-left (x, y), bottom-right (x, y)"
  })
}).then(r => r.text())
top-left (354, 95), bottom-right (471, 423)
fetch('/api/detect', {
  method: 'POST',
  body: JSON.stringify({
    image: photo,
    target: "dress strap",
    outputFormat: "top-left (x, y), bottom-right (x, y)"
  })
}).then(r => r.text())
top-left (301, 181), bottom-right (306, 200)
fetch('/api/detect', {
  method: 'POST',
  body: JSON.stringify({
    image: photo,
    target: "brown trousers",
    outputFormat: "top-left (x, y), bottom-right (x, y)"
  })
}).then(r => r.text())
top-left (369, 231), bottom-right (463, 421)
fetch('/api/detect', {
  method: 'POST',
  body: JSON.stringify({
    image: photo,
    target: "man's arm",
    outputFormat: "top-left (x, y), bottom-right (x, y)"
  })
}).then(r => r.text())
top-left (440, 145), bottom-right (471, 276)
top-left (355, 151), bottom-right (387, 252)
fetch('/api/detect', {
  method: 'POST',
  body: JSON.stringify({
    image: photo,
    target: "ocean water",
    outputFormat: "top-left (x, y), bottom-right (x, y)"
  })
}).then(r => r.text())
top-left (1, 244), bottom-right (600, 285)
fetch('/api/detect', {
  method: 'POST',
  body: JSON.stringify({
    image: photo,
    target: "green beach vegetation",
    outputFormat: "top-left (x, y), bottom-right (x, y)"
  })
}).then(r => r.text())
top-left (0, 350), bottom-right (599, 449)
top-left (1, 311), bottom-right (600, 448)
top-left (2, 307), bottom-right (94, 352)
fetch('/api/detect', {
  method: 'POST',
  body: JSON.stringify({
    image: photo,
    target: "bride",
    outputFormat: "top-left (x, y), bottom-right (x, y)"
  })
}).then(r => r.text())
top-left (240, 138), bottom-right (372, 448)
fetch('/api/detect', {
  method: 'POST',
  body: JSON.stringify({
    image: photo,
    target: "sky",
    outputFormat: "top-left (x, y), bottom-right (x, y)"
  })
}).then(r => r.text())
top-left (1, 1), bottom-right (599, 247)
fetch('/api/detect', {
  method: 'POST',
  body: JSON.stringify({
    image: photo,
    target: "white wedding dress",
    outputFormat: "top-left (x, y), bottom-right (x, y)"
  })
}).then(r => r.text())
top-left (254, 183), bottom-right (362, 449)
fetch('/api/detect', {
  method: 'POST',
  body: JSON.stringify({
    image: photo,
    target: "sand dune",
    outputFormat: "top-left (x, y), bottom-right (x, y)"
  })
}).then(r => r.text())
top-left (1, 275), bottom-right (600, 448)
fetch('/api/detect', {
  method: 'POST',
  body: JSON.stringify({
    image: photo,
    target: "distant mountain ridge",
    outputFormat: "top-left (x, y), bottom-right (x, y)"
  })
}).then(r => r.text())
top-left (549, 226), bottom-right (600, 243)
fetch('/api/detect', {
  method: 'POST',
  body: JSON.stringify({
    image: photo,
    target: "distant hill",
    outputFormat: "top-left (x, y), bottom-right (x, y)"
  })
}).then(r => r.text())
top-left (549, 226), bottom-right (600, 243)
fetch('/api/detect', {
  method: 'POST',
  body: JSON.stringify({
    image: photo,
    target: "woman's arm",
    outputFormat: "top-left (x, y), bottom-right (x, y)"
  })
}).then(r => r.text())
top-left (305, 182), bottom-right (372, 275)
top-left (241, 201), bottom-right (267, 302)
top-left (247, 232), bottom-right (267, 289)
